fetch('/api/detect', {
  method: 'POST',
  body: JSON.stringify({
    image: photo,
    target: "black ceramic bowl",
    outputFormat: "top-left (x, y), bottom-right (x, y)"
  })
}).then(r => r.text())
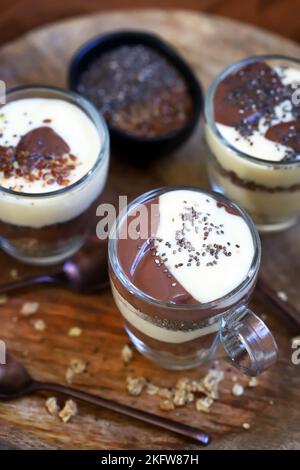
top-left (68, 30), bottom-right (203, 157)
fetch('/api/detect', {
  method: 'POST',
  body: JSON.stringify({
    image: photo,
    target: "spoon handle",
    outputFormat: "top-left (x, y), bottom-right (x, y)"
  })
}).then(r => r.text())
top-left (34, 381), bottom-right (210, 445)
top-left (0, 274), bottom-right (55, 294)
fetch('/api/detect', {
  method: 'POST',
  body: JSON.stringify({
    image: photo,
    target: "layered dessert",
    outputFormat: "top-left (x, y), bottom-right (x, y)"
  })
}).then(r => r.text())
top-left (109, 188), bottom-right (259, 368)
top-left (205, 56), bottom-right (300, 231)
top-left (0, 89), bottom-right (109, 264)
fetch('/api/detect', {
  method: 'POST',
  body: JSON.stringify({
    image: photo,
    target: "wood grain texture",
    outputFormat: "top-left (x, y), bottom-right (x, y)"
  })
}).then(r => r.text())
top-left (0, 0), bottom-right (299, 46)
top-left (0, 9), bottom-right (299, 450)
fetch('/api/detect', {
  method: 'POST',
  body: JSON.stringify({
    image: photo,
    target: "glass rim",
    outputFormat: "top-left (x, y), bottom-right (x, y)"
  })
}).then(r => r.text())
top-left (0, 84), bottom-right (109, 198)
top-left (108, 186), bottom-right (261, 311)
top-left (204, 53), bottom-right (300, 168)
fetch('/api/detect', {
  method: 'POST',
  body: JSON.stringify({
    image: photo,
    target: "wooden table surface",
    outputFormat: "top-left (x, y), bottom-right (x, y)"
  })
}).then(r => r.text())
top-left (0, 0), bottom-right (300, 46)
top-left (0, 9), bottom-right (300, 450)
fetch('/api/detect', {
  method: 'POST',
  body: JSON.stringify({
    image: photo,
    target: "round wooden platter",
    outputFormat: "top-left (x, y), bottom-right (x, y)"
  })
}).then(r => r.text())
top-left (0, 9), bottom-right (300, 450)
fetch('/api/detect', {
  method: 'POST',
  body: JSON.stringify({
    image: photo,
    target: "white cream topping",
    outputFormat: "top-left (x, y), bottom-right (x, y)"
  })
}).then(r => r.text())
top-left (154, 190), bottom-right (254, 303)
top-left (216, 65), bottom-right (300, 163)
top-left (0, 98), bottom-right (101, 192)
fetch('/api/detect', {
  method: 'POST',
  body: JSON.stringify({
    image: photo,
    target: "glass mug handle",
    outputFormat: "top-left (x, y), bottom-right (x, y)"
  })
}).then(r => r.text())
top-left (219, 306), bottom-right (278, 376)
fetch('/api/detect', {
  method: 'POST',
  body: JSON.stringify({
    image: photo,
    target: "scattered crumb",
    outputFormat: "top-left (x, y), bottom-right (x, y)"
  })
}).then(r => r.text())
top-left (59, 399), bottom-right (78, 423)
top-left (32, 319), bottom-right (46, 331)
top-left (195, 396), bottom-right (214, 413)
top-left (10, 269), bottom-right (18, 279)
top-left (277, 291), bottom-right (288, 302)
top-left (173, 389), bottom-right (188, 407)
top-left (159, 400), bottom-right (175, 411)
top-left (70, 358), bottom-right (87, 374)
top-left (157, 387), bottom-right (173, 400)
top-left (68, 327), bottom-right (82, 337)
top-left (121, 344), bottom-right (133, 364)
top-left (248, 377), bottom-right (258, 388)
top-left (45, 397), bottom-right (59, 416)
top-left (242, 422), bottom-right (251, 430)
top-left (261, 313), bottom-right (268, 321)
top-left (232, 383), bottom-right (244, 397)
top-left (269, 399), bottom-right (274, 406)
top-left (292, 335), bottom-right (300, 348)
top-left (20, 301), bottom-right (39, 316)
top-left (175, 377), bottom-right (190, 390)
top-left (0, 294), bottom-right (8, 305)
top-left (232, 375), bottom-right (238, 382)
top-left (125, 367), bottom-right (225, 413)
top-left (66, 368), bottom-right (74, 385)
top-left (126, 376), bottom-right (146, 396)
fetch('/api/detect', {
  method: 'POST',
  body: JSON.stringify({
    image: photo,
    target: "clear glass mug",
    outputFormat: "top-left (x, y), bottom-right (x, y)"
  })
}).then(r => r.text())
top-left (0, 86), bottom-right (109, 265)
top-left (204, 54), bottom-right (300, 233)
top-left (108, 187), bottom-right (278, 377)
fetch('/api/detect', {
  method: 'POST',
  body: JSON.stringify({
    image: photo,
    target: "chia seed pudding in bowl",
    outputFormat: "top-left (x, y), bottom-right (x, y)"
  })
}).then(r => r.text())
top-left (69, 31), bottom-right (203, 155)
top-left (205, 55), bottom-right (300, 232)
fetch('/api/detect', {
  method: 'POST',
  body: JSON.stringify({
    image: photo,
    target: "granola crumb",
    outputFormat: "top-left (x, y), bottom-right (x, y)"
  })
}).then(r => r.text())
top-left (10, 269), bottom-right (18, 279)
top-left (32, 319), bottom-right (46, 331)
top-left (59, 399), bottom-right (78, 423)
top-left (175, 377), bottom-right (190, 390)
top-left (126, 376), bottom-right (146, 396)
top-left (66, 359), bottom-right (87, 384)
top-left (65, 367), bottom-right (74, 384)
top-left (68, 327), bottom-right (82, 337)
top-left (159, 399), bottom-right (175, 411)
top-left (232, 383), bottom-right (244, 397)
top-left (45, 397), bottom-right (59, 416)
top-left (195, 396), bottom-right (214, 413)
top-left (121, 344), bottom-right (133, 364)
top-left (20, 301), bottom-right (39, 316)
top-left (0, 294), bottom-right (8, 305)
top-left (70, 358), bottom-right (87, 374)
top-left (146, 383), bottom-right (160, 396)
top-left (242, 422), bottom-right (251, 430)
top-left (277, 291), bottom-right (288, 302)
top-left (269, 399), bottom-right (274, 405)
top-left (248, 377), bottom-right (258, 388)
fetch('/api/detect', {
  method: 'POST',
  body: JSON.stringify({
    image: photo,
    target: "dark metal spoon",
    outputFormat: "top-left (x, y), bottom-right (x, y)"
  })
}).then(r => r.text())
top-left (0, 354), bottom-right (210, 446)
top-left (0, 240), bottom-right (109, 294)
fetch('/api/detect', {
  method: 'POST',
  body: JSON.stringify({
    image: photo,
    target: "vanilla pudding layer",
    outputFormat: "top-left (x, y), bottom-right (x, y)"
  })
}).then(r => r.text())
top-left (0, 98), bottom-right (108, 228)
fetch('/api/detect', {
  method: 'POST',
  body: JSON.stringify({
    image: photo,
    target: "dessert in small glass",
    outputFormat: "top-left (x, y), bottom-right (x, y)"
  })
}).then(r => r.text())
top-left (205, 55), bottom-right (300, 232)
top-left (109, 187), bottom-right (278, 375)
top-left (0, 86), bottom-right (109, 264)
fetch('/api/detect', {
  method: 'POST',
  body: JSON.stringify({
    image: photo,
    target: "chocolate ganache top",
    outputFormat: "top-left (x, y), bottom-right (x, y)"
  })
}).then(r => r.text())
top-left (214, 60), bottom-right (300, 161)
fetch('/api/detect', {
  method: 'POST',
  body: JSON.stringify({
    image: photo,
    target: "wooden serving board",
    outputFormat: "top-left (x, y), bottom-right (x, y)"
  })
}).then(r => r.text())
top-left (0, 9), bottom-right (300, 450)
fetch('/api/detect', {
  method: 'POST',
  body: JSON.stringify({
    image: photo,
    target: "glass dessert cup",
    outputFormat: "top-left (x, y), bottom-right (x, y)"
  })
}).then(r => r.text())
top-left (109, 187), bottom-right (278, 376)
top-left (205, 55), bottom-right (300, 233)
top-left (0, 86), bottom-right (109, 265)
